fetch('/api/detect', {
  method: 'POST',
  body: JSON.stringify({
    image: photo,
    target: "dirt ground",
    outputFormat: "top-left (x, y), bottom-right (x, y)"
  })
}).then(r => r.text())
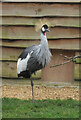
top-left (2, 85), bottom-right (79, 100)
top-left (1, 79), bottom-right (80, 100)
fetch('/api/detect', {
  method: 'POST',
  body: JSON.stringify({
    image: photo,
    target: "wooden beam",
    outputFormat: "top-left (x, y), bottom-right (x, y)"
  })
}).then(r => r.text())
top-left (1, 47), bottom-right (24, 61)
top-left (1, 2), bottom-right (79, 17)
top-left (49, 39), bottom-right (80, 50)
top-left (1, 39), bottom-right (40, 48)
top-left (1, 38), bottom-right (80, 50)
top-left (0, 61), bottom-right (17, 78)
top-left (2, 0), bottom-right (81, 3)
top-left (1, 16), bottom-right (80, 28)
top-left (74, 52), bottom-right (81, 80)
top-left (1, 26), bottom-right (80, 39)
top-left (1, 52), bottom-right (81, 79)
top-left (1, 38), bottom-right (80, 61)
top-left (74, 63), bottom-right (81, 80)
top-left (1, 53), bottom-right (81, 79)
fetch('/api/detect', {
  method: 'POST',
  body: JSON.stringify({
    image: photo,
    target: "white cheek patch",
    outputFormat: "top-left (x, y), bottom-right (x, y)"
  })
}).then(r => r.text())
top-left (17, 51), bottom-right (33, 74)
top-left (42, 27), bottom-right (45, 32)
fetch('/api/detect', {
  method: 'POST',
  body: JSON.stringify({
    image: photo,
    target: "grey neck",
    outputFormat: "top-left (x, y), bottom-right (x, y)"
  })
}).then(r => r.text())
top-left (38, 31), bottom-right (52, 66)
top-left (40, 31), bottom-right (48, 48)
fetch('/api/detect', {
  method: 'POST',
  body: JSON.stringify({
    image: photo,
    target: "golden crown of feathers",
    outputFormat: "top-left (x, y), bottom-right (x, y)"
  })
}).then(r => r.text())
top-left (35, 19), bottom-right (50, 32)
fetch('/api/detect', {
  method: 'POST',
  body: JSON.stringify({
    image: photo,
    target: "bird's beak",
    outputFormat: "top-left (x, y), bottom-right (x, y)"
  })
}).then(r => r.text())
top-left (46, 29), bottom-right (50, 32)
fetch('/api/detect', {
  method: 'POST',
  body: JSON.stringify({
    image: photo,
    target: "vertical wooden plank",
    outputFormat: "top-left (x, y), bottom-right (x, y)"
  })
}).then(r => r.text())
top-left (74, 52), bottom-right (81, 80)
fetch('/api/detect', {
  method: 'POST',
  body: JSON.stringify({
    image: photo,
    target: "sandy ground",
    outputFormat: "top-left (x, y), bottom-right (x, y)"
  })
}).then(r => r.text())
top-left (2, 85), bottom-right (79, 100)
top-left (1, 79), bottom-right (80, 100)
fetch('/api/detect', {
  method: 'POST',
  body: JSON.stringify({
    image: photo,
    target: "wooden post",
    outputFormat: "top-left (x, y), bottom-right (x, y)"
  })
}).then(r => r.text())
top-left (74, 52), bottom-right (81, 80)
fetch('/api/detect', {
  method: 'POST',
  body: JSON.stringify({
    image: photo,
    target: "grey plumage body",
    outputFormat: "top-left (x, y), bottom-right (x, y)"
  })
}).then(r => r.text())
top-left (17, 25), bottom-right (52, 78)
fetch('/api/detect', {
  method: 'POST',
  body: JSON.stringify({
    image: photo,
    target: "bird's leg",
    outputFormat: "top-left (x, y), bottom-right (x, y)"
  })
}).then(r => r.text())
top-left (30, 78), bottom-right (34, 104)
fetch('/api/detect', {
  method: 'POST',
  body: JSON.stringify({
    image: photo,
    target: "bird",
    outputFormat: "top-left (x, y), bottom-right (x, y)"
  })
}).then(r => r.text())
top-left (17, 24), bottom-right (52, 103)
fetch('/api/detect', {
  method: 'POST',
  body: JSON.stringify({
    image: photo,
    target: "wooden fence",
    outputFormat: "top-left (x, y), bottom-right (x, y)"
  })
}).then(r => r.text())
top-left (0, 0), bottom-right (81, 81)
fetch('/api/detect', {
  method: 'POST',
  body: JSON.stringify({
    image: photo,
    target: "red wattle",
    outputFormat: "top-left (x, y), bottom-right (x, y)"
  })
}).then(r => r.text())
top-left (43, 33), bottom-right (45, 36)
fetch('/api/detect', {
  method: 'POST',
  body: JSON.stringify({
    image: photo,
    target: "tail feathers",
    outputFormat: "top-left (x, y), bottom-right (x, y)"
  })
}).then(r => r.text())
top-left (17, 70), bottom-right (31, 78)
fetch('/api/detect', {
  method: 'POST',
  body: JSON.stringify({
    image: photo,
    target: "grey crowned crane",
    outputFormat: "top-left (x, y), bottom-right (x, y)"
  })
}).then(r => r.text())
top-left (17, 24), bottom-right (52, 103)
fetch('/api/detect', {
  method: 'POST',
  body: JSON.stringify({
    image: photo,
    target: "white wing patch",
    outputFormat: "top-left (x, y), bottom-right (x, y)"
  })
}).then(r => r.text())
top-left (17, 51), bottom-right (33, 74)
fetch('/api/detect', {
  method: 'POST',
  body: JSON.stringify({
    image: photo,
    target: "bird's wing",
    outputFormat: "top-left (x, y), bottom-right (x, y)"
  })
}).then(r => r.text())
top-left (17, 45), bottom-right (38, 74)
top-left (27, 48), bottom-right (43, 73)
top-left (19, 45), bottom-right (36, 60)
top-left (17, 45), bottom-right (43, 74)
top-left (26, 45), bottom-right (43, 73)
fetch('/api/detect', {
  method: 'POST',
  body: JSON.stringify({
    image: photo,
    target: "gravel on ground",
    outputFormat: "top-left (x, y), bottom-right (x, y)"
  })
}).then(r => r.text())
top-left (2, 85), bottom-right (79, 100)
